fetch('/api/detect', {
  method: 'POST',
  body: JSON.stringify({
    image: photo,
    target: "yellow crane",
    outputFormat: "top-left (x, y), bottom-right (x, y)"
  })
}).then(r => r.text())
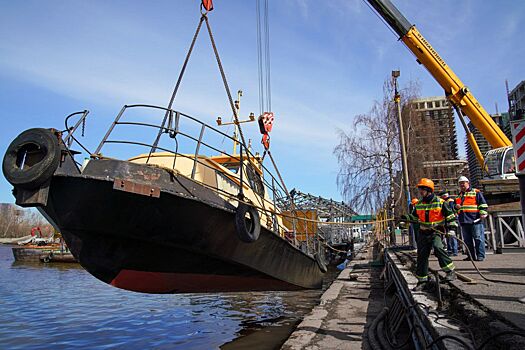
top-left (366, 0), bottom-right (512, 171)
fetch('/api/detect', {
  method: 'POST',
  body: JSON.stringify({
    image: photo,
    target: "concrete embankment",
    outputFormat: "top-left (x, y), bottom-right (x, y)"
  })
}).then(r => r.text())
top-left (281, 243), bottom-right (384, 349)
top-left (282, 243), bottom-right (525, 349)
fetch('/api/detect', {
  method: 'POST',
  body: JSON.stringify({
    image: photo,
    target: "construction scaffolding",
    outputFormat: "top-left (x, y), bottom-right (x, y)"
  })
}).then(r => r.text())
top-left (277, 189), bottom-right (357, 247)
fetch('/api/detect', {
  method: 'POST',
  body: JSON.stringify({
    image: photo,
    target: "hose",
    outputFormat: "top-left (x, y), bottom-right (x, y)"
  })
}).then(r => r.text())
top-left (366, 307), bottom-right (389, 350)
top-left (398, 218), bottom-right (525, 286)
top-left (383, 311), bottom-right (414, 349)
top-left (446, 231), bottom-right (525, 286)
top-left (424, 334), bottom-right (474, 349)
top-left (475, 330), bottom-right (525, 350)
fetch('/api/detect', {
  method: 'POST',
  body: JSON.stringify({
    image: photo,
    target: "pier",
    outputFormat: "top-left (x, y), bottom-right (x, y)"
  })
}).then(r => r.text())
top-left (282, 242), bottom-right (525, 349)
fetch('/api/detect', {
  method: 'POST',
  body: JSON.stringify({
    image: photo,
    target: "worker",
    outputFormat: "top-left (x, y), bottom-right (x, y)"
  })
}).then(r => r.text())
top-left (403, 178), bottom-right (458, 291)
top-left (440, 191), bottom-right (458, 256)
top-left (455, 176), bottom-right (489, 261)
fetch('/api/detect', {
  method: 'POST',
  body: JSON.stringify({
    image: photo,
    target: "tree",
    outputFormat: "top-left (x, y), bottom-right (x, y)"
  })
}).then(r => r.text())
top-left (334, 77), bottom-right (420, 218)
top-left (0, 204), bottom-right (54, 238)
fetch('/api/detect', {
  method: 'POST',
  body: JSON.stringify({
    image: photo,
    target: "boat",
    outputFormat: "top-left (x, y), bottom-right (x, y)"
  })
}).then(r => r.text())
top-left (12, 244), bottom-right (77, 263)
top-left (2, 103), bottom-right (328, 294)
top-left (1, 5), bottom-right (328, 294)
top-left (10, 228), bottom-right (77, 263)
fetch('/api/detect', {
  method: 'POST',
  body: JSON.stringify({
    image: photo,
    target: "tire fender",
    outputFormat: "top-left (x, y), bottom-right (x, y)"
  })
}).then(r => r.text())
top-left (2, 128), bottom-right (61, 189)
top-left (235, 203), bottom-right (261, 243)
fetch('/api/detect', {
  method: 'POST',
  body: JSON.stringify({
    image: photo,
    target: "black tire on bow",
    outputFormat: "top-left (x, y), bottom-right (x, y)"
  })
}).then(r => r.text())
top-left (235, 203), bottom-right (261, 243)
top-left (2, 128), bottom-right (61, 189)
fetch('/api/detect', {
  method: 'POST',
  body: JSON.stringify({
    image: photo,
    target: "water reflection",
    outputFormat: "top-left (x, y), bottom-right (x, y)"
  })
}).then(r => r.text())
top-left (0, 245), bottom-right (335, 349)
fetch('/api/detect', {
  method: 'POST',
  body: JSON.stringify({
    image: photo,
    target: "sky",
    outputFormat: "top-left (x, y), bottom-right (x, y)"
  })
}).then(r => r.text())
top-left (0, 0), bottom-right (524, 208)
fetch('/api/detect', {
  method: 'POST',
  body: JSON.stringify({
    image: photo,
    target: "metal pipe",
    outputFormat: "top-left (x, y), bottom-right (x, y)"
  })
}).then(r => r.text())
top-left (94, 105), bottom-right (127, 155)
top-left (392, 71), bottom-right (413, 247)
top-left (238, 142), bottom-right (244, 198)
top-left (63, 110), bottom-right (89, 147)
top-left (519, 174), bottom-right (525, 236)
top-left (191, 125), bottom-right (206, 179)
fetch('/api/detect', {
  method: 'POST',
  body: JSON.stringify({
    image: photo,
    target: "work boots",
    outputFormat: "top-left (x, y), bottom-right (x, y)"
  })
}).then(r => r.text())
top-left (413, 276), bottom-right (432, 292)
top-left (412, 281), bottom-right (429, 292)
top-left (444, 270), bottom-right (456, 282)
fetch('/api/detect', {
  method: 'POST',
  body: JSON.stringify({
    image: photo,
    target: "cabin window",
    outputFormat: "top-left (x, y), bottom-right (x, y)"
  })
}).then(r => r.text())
top-left (223, 162), bottom-right (240, 174)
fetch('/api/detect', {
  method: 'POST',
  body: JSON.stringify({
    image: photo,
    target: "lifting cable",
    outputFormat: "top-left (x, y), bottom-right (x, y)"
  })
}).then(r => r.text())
top-left (256, 0), bottom-right (272, 115)
top-left (144, 2), bottom-right (335, 237)
top-left (150, 14), bottom-right (206, 156)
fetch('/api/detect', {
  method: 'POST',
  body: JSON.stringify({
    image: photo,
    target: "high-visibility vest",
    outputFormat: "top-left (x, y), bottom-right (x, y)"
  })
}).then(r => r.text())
top-left (456, 189), bottom-right (482, 214)
top-left (415, 198), bottom-right (445, 228)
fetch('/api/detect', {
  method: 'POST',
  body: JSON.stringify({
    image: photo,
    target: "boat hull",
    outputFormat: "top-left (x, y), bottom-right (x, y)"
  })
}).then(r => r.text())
top-left (12, 246), bottom-right (76, 263)
top-left (38, 159), bottom-right (324, 293)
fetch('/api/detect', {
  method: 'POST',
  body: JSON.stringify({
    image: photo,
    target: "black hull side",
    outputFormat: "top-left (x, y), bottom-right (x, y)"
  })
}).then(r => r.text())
top-left (40, 159), bottom-right (323, 293)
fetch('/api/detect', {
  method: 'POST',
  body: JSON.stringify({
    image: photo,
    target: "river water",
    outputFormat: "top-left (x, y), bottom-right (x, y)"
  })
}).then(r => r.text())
top-left (0, 244), bottom-right (338, 349)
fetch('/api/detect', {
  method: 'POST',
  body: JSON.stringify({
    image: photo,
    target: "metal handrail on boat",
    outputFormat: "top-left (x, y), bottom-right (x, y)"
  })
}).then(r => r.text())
top-left (61, 110), bottom-right (93, 167)
top-left (68, 104), bottom-right (324, 255)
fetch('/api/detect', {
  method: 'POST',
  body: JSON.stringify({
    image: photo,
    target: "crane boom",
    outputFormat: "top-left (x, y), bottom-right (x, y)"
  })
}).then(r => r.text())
top-left (367, 0), bottom-right (512, 150)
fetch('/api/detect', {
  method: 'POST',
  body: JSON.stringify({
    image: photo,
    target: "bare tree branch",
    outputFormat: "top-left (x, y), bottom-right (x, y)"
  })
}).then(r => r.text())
top-left (334, 77), bottom-right (420, 214)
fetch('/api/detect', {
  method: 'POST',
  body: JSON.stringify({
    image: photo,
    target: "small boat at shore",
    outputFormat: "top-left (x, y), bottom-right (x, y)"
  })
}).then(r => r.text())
top-left (12, 244), bottom-right (77, 263)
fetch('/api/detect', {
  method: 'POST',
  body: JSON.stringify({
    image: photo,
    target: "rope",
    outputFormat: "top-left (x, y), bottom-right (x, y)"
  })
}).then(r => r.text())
top-left (146, 162), bottom-right (390, 226)
top-left (267, 150), bottom-right (291, 198)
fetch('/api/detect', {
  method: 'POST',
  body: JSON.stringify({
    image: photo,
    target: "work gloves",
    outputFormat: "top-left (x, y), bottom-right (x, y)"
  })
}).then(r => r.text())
top-left (447, 230), bottom-right (456, 238)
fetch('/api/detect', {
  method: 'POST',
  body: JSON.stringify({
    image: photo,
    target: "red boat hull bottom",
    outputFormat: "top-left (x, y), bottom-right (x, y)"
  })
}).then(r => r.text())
top-left (110, 269), bottom-right (304, 294)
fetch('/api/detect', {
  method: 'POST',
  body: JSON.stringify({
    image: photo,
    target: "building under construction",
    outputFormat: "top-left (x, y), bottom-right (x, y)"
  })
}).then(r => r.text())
top-left (407, 96), bottom-right (468, 194)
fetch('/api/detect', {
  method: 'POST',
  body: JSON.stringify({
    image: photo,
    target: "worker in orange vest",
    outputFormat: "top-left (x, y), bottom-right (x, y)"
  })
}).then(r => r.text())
top-left (404, 178), bottom-right (458, 291)
top-left (455, 176), bottom-right (489, 261)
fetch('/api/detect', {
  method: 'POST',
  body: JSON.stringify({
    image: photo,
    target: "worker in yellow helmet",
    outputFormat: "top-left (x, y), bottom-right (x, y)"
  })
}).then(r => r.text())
top-left (403, 178), bottom-right (458, 291)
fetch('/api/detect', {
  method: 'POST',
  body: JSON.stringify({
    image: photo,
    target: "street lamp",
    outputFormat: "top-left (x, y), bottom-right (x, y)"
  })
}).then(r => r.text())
top-left (392, 70), bottom-right (414, 247)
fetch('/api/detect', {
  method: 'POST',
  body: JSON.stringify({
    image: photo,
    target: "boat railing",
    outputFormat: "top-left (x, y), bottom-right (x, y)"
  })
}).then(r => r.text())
top-left (61, 110), bottom-right (92, 167)
top-left (66, 104), bottom-right (322, 254)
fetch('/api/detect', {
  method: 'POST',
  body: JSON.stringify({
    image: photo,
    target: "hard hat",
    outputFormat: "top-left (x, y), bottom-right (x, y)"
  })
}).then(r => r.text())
top-left (411, 198), bottom-right (419, 205)
top-left (439, 191), bottom-right (449, 198)
top-left (416, 178), bottom-right (434, 192)
top-left (458, 176), bottom-right (469, 183)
